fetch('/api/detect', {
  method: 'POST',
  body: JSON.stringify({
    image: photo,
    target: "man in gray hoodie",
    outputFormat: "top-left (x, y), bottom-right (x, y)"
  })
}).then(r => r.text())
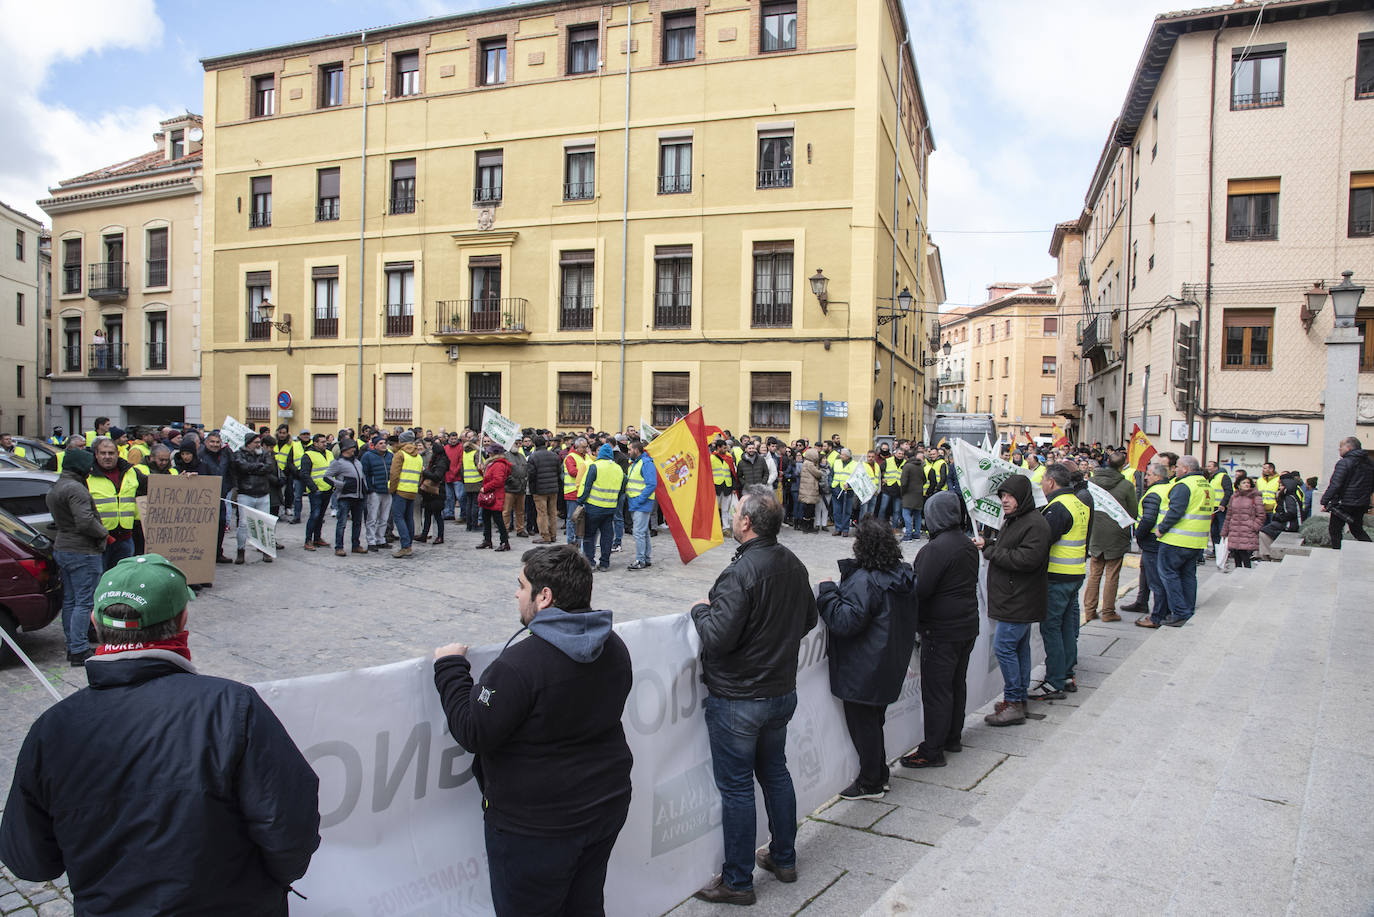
top-left (43, 447), bottom-right (109, 665)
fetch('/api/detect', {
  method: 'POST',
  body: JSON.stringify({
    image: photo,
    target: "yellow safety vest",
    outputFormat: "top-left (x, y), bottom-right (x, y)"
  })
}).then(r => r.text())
top-left (1138, 481), bottom-right (1174, 536)
top-left (627, 458), bottom-right (650, 499)
top-left (882, 456), bottom-right (901, 486)
top-left (88, 468), bottom-right (139, 532)
top-left (117, 444), bottom-right (129, 461)
top-left (711, 454), bottom-right (733, 487)
top-left (1046, 490), bottom-right (1091, 576)
top-left (304, 448), bottom-right (333, 492)
top-left (864, 462), bottom-right (882, 486)
top-left (84, 429), bottom-right (100, 443)
top-left (397, 451), bottom-right (423, 496)
top-left (1029, 465), bottom-right (1046, 486)
top-left (580, 459), bottom-right (625, 509)
top-left (929, 459), bottom-right (947, 490)
top-left (827, 451), bottom-right (842, 470)
top-left (832, 458), bottom-right (857, 490)
top-left (562, 451), bottom-right (589, 495)
top-left (1256, 474), bottom-right (1280, 513)
top-left (12, 445), bottom-right (26, 459)
top-left (732, 446), bottom-right (743, 466)
top-left (1210, 472), bottom-right (1228, 514)
top-left (276, 440), bottom-right (303, 473)
top-left (1158, 475), bottom-right (1214, 550)
top-left (463, 449), bottom-right (485, 485)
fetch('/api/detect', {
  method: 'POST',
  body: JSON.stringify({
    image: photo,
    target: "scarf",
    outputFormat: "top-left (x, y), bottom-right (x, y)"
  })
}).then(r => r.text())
top-left (95, 631), bottom-right (192, 663)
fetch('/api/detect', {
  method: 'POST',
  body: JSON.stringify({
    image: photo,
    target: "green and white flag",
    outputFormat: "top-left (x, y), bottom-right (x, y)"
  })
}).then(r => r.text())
top-left (480, 405), bottom-right (521, 452)
top-left (950, 439), bottom-right (1047, 529)
top-left (639, 418), bottom-right (660, 442)
top-left (1085, 481), bottom-right (1136, 530)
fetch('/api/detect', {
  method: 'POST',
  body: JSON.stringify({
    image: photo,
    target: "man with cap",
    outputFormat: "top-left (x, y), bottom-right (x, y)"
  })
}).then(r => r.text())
top-left (43, 446), bottom-right (108, 665)
top-left (0, 554), bottom-right (321, 913)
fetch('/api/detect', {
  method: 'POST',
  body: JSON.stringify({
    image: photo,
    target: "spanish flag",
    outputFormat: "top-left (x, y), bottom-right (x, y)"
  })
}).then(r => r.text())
top-left (1126, 423), bottom-right (1158, 474)
top-left (646, 407), bottom-right (724, 563)
top-left (1023, 430), bottom-right (1035, 447)
top-left (1051, 421), bottom-right (1070, 449)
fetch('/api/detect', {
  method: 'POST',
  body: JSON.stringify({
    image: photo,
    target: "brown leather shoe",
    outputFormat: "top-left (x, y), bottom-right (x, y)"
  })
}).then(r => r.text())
top-left (1084, 609), bottom-right (1100, 621)
top-left (693, 876), bottom-right (756, 906)
top-left (352, 545), bottom-right (368, 554)
top-left (755, 851), bottom-right (797, 883)
top-left (335, 549), bottom-right (347, 557)
top-left (985, 701), bottom-right (1026, 726)
top-left (1100, 610), bottom-right (1122, 622)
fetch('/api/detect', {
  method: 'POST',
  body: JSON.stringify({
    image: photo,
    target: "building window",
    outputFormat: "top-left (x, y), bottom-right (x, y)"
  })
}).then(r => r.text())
top-left (469, 257), bottom-right (502, 331)
top-left (975, 327), bottom-right (981, 344)
top-left (559, 250), bottom-right (595, 330)
top-left (750, 372), bottom-right (790, 430)
top-left (15, 229), bottom-right (24, 261)
top-left (652, 372), bottom-right (690, 427)
top-left (15, 292), bottom-right (23, 325)
top-left (475, 150), bottom-right (503, 203)
top-left (390, 159), bottom-right (416, 214)
top-left (663, 11), bottom-right (695, 63)
top-left (1223, 309), bottom-right (1273, 371)
top-left (989, 324), bottom-right (995, 341)
top-left (15, 365), bottom-right (23, 399)
top-left (320, 63), bottom-right (344, 107)
top-left (1041, 395), bottom-right (1055, 415)
top-left (757, 130), bottom-right (793, 188)
top-left (169, 129), bottom-right (184, 160)
top-left (145, 227), bottom-right (168, 287)
top-left (760, 1), bottom-right (797, 52)
top-left (395, 52), bottom-right (420, 96)
top-left (313, 266), bottom-right (339, 338)
top-left (480, 38), bottom-right (507, 86)
top-left (1005, 319), bottom-right (1011, 336)
top-left (317, 167), bottom-right (341, 221)
top-left (653, 246), bottom-right (692, 328)
top-left (1003, 357), bottom-right (1010, 377)
top-left (1042, 356), bottom-right (1056, 375)
top-left (1349, 172), bottom-right (1374, 237)
top-left (384, 261), bottom-right (414, 336)
top-left (974, 362), bottom-right (979, 381)
top-left (1356, 309), bottom-right (1374, 372)
top-left (384, 372), bottom-right (413, 424)
top-left (312, 374), bottom-right (339, 424)
top-left (752, 242), bottom-right (793, 327)
top-left (564, 146), bottom-right (595, 200)
top-left (1226, 178), bottom-right (1278, 241)
top-left (250, 176), bottom-right (272, 228)
top-left (245, 374), bottom-right (270, 424)
top-left (62, 318), bottom-right (81, 372)
top-left (1001, 394), bottom-right (1008, 417)
top-left (1043, 316), bottom-right (1057, 336)
top-left (252, 74), bottom-right (275, 117)
top-left (62, 239), bottom-right (81, 294)
top-left (557, 372), bottom-right (593, 426)
top-left (146, 312), bottom-right (167, 370)
top-left (568, 25), bottom-right (598, 75)
top-left (1231, 48), bottom-right (1284, 109)
top-left (246, 271), bottom-right (272, 341)
top-left (988, 359), bottom-right (994, 377)
top-left (658, 140), bottom-right (692, 193)
top-left (1359, 37), bottom-right (1374, 99)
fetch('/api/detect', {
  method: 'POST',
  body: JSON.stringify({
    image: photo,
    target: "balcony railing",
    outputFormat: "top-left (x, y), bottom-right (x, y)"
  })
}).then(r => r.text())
top-left (1232, 90), bottom-right (1282, 110)
top-left (939, 369), bottom-right (965, 384)
top-left (147, 341), bottom-right (167, 370)
top-left (389, 195), bottom-right (416, 215)
top-left (312, 407), bottom-right (338, 424)
top-left (751, 291), bottom-right (793, 327)
top-left (654, 294), bottom-right (692, 329)
top-left (63, 266), bottom-right (82, 295)
top-left (1073, 383), bottom-right (1086, 407)
top-left (1077, 257), bottom-right (1089, 287)
top-left (1081, 314), bottom-right (1111, 358)
top-left (1359, 78), bottom-right (1374, 100)
top-left (1227, 223), bottom-right (1278, 242)
top-left (316, 199), bottom-right (340, 221)
top-left (563, 181), bottom-right (594, 201)
top-left (384, 311), bottom-right (414, 337)
top-left (87, 262), bottom-right (127, 302)
top-left (247, 318), bottom-right (271, 342)
top-left (146, 259), bottom-right (168, 287)
top-left (314, 316), bottom-right (338, 338)
top-left (432, 298), bottom-right (528, 335)
top-left (249, 210), bottom-right (271, 228)
top-left (658, 174), bottom-right (691, 194)
top-left (1349, 218), bottom-right (1372, 238)
top-left (473, 185), bottom-right (502, 204)
top-left (383, 407), bottom-right (412, 424)
top-left (88, 343), bottom-right (128, 377)
top-left (559, 295), bottom-right (594, 330)
top-left (558, 401), bottom-right (593, 427)
top-left (756, 168), bottom-right (793, 189)
top-left (245, 406), bottom-right (270, 424)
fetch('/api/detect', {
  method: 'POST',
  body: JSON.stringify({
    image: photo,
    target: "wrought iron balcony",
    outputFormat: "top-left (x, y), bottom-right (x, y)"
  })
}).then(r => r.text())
top-left (249, 210), bottom-right (271, 228)
top-left (316, 199), bottom-right (340, 221)
top-left (389, 195), bottom-right (416, 215)
top-left (757, 168), bottom-right (793, 189)
top-left (1073, 383), bottom-right (1086, 407)
top-left (654, 294), bottom-right (692, 329)
top-left (658, 174), bottom-right (691, 194)
top-left (751, 291), bottom-right (793, 328)
top-left (1232, 90), bottom-right (1282, 110)
top-left (939, 369), bottom-right (965, 384)
top-left (1081, 314), bottom-right (1111, 360)
top-left (384, 311), bottom-right (414, 337)
top-left (473, 185), bottom-right (502, 204)
top-left (147, 341), bottom-right (167, 370)
top-left (87, 262), bottom-right (127, 302)
top-left (559, 295), bottom-right (594, 331)
top-left (88, 343), bottom-right (127, 377)
top-left (431, 298), bottom-right (530, 340)
top-left (563, 181), bottom-right (594, 201)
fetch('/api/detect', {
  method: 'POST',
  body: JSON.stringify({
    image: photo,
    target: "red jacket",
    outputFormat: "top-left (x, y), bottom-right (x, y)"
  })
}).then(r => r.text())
top-left (478, 455), bottom-right (511, 509)
top-left (1220, 488), bottom-right (1264, 551)
top-left (443, 443), bottom-right (464, 483)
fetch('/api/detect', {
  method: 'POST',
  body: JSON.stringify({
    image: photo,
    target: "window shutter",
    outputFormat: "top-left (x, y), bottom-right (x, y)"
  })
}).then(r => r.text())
top-left (1227, 177), bottom-right (1280, 195)
top-left (751, 372), bottom-right (790, 401)
top-left (559, 372), bottom-right (592, 394)
top-left (653, 372), bottom-right (689, 402)
top-left (245, 270), bottom-right (272, 286)
top-left (392, 159), bottom-right (415, 180)
top-left (468, 255), bottom-right (501, 267)
top-left (654, 244), bottom-right (692, 260)
top-left (384, 373), bottom-right (413, 410)
top-left (560, 249), bottom-right (594, 265)
top-left (752, 241), bottom-right (793, 256)
top-left (311, 265), bottom-right (339, 280)
top-left (312, 374), bottom-right (338, 409)
top-left (1223, 308), bottom-right (1273, 329)
top-left (1351, 172), bottom-right (1374, 190)
top-left (384, 260), bottom-right (414, 272)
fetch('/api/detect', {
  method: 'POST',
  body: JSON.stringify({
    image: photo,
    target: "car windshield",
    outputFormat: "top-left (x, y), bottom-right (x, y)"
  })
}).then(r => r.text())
top-left (0, 505), bottom-right (46, 548)
top-left (0, 452), bottom-right (41, 471)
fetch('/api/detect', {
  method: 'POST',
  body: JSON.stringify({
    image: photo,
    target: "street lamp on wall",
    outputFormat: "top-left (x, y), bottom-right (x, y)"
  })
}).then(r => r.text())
top-left (876, 286), bottom-right (913, 326)
top-left (808, 269), bottom-right (848, 314)
top-left (1301, 281), bottom-right (1326, 332)
top-left (257, 299), bottom-right (294, 356)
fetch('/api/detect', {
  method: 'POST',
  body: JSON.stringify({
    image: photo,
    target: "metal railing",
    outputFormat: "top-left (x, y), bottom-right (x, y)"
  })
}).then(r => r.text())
top-left (384, 312), bottom-right (414, 336)
top-left (756, 168), bottom-right (793, 189)
top-left (316, 199), bottom-right (340, 221)
top-left (87, 262), bottom-right (127, 299)
top-left (658, 174), bottom-right (691, 194)
top-left (1359, 78), bottom-right (1374, 99)
top-left (247, 318), bottom-right (271, 342)
top-left (1227, 223), bottom-right (1278, 242)
top-left (1073, 383), bottom-right (1086, 406)
top-left (146, 259), bottom-right (168, 287)
top-left (245, 406), bottom-right (270, 423)
top-left (563, 181), bottom-right (594, 201)
top-left (313, 316), bottom-right (338, 338)
top-left (1232, 90), bottom-right (1282, 109)
top-left (312, 408), bottom-right (338, 423)
top-left (432, 298), bottom-right (528, 334)
top-left (1349, 218), bottom-right (1372, 237)
top-left (939, 369), bottom-right (965, 384)
top-left (63, 345), bottom-right (81, 373)
top-left (653, 294), bottom-right (692, 329)
top-left (88, 343), bottom-right (127, 377)
top-left (147, 341), bottom-right (167, 370)
top-left (63, 266), bottom-right (81, 294)
top-left (389, 196), bottom-right (416, 215)
top-left (1081, 314), bottom-right (1111, 355)
top-left (473, 185), bottom-right (502, 204)
top-left (249, 210), bottom-right (271, 228)
top-left (751, 290), bottom-right (793, 327)
top-left (559, 295), bottom-right (594, 330)
top-left (382, 407), bottom-right (412, 424)
top-left (558, 402), bottom-right (592, 426)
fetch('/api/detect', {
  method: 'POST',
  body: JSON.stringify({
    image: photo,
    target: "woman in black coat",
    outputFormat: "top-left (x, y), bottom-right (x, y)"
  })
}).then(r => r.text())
top-left (417, 446), bottom-right (450, 544)
top-left (817, 517), bottom-right (919, 800)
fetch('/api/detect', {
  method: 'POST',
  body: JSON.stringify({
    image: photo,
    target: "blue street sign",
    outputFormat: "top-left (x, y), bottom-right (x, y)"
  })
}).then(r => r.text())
top-left (793, 400), bottom-right (819, 412)
top-left (822, 401), bottom-right (849, 418)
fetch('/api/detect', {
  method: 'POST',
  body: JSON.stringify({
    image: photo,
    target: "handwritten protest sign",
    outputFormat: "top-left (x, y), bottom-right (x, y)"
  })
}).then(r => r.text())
top-left (220, 415), bottom-right (254, 451)
top-left (480, 405), bottom-right (520, 451)
top-left (142, 475), bottom-right (222, 584)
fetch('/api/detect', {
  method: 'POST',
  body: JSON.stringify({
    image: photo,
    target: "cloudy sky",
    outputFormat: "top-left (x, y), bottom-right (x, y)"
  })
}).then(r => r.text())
top-left (0, 0), bottom-right (1162, 310)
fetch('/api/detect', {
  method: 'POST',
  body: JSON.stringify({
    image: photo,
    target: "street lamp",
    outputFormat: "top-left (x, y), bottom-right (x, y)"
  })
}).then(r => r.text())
top-left (876, 286), bottom-right (913, 326)
top-left (809, 269), bottom-right (847, 314)
top-left (1300, 281), bottom-right (1326, 332)
top-left (1321, 270), bottom-right (1364, 487)
top-left (1329, 270), bottom-right (1364, 327)
top-left (257, 299), bottom-right (294, 356)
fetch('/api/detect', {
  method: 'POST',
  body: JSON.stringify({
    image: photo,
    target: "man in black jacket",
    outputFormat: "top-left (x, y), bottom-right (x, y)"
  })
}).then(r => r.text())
top-left (433, 545), bottom-right (632, 917)
top-left (198, 431), bottom-right (233, 564)
top-left (1321, 436), bottom-right (1373, 549)
top-left (0, 554), bottom-right (320, 914)
top-left (526, 434), bottom-right (562, 543)
top-left (901, 491), bottom-right (979, 768)
top-left (690, 486), bottom-right (819, 906)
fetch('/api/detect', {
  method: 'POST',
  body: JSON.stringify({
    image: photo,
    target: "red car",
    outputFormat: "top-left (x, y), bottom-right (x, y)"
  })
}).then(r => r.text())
top-left (0, 505), bottom-right (62, 665)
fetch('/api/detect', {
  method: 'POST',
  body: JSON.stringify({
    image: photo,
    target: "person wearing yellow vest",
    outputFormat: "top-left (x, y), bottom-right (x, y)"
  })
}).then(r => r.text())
top-left (286, 430), bottom-right (313, 524)
top-left (1026, 453), bottom-right (1047, 489)
top-left (54, 434), bottom-right (86, 474)
top-left (830, 448), bottom-right (859, 536)
top-left (1030, 463), bottom-right (1094, 699)
top-left (274, 424), bottom-right (303, 523)
top-left (1133, 461), bottom-right (1178, 628)
top-left (578, 442), bottom-right (625, 571)
top-left (925, 448), bottom-right (948, 497)
top-left (711, 441), bottom-right (738, 533)
top-left (84, 417), bottom-right (111, 446)
top-left (879, 445), bottom-right (903, 529)
top-left (1255, 462), bottom-right (1281, 517)
top-left (561, 437), bottom-right (591, 544)
top-left (299, 433), bottom-right (335, 551)
top-left (461, 437), bottom-right (486, 533)
top-left (388, 430), bottom-right (424, 556)
top-left (858, 450), bottom-right (883, 520)
top-left (1155, 455), bottom-right (1214, 627)
top-left (625, 439), bottom-right (658, 570)
top-left (87, 437), bottom-right (139, 571)
top-left (1205, 459), bottom-right (1234, 556)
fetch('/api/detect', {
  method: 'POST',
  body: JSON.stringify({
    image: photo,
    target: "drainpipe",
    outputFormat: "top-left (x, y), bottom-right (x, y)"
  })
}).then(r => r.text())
top-left (617, 9), bottom-right (631, 432)
top-left (357, 33), bottom-right (369, 429)
top-left (1120, 144), bottom-right (1134, 445)
top-left (888, 43), bottom-right (904, 437)
top-left (1199, 16), bottom-right (1229, 460)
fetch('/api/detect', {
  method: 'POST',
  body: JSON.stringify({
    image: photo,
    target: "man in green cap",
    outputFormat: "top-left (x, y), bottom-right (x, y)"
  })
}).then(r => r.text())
top-left (0, 554), bottom-right (321, 914)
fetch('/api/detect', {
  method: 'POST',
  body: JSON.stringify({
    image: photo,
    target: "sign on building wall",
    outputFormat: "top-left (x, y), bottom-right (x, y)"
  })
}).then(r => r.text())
top-left (1207, 421), bottom-right (1308, 446)
top-left (1169, 420), bottom-right (1202, 442)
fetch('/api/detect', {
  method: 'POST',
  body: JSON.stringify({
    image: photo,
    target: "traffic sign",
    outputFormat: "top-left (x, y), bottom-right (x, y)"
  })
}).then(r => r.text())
top-left (822, 401), bottom-right (849, 418)
top-left (793, 399), bottom-right (819, 412)
top-left (277, 390), bottom-right (293, 410)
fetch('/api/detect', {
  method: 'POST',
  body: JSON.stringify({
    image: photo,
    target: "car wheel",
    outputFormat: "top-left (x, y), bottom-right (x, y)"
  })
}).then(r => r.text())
top-left (0, 608), bottom-right (18, 667)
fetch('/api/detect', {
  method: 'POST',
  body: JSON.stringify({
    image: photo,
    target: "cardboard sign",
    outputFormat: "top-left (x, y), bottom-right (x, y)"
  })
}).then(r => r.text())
top-left (141, 475), bottom-right (222, 584)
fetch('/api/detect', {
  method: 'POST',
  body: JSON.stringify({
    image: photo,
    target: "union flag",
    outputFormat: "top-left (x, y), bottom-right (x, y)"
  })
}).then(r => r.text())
top-left (645, 408), bottom-right (724, 563)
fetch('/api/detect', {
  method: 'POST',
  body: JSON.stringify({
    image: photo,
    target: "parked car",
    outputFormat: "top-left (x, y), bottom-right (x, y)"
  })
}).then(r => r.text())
top-left (11, 437), bottom-right (60, 471)
top-left (0, 505), bottom-right (62, 665)
top-left (0, 451), bottom-right (43, 471)
top-left (0, 468), bottom-right (60, 539)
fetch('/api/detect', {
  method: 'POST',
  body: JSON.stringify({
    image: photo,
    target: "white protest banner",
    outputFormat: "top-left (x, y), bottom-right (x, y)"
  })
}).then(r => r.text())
top-left (229, 498), bottom-right (277, 557)
top-left (639, 418), bottom-right (660, 442)
top-left (951, 438), bottom-right (1044, 529)
top-left (847, 467), bottom-right (877, 504)
top-left (480, 405), bottom-right (520, 452)
top-left (220, 415), bottom-right (254, 452)
top-left (1085, 481), bottom-right (1135, 530)
top-left (256, 610), bottom-right (1018, 917)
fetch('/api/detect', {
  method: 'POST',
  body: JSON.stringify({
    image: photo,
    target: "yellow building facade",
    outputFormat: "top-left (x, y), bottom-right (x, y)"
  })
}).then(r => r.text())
top-left (199, 0), bottom-right (940, 443)
top-left (960, 282), bottom-right (1060, 446)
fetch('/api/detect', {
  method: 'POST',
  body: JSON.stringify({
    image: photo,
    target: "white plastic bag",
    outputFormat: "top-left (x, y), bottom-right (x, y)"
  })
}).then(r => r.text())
top-left (1216, 536), bottom-right (1228, 571)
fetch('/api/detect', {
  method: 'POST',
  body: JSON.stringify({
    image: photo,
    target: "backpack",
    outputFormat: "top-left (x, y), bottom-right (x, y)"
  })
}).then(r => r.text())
top-left (505, 450), bottom-right (529, 492)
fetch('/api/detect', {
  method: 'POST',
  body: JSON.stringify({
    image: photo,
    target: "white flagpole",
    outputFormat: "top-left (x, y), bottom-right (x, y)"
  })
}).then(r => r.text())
top-left (0, 627), bottom-right (65, 703)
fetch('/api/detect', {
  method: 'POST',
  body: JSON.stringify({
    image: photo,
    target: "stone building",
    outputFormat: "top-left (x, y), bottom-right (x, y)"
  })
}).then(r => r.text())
top-left (958, 280), bottom-right (1060, 447)
top-left (0, 202), bottom-right (45, 437)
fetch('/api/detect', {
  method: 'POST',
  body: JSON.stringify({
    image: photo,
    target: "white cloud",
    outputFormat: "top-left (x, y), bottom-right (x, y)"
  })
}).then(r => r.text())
top-left (0, 0), bottom-right (168, 219)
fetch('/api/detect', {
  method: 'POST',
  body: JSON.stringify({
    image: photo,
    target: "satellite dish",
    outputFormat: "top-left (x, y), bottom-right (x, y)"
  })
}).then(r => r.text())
top-left (187, 127), bottom-right (204, 142)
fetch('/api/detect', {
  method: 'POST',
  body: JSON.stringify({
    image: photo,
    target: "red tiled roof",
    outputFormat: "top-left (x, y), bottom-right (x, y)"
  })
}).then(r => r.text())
top-left (58, 149), bottom-right (201, 187)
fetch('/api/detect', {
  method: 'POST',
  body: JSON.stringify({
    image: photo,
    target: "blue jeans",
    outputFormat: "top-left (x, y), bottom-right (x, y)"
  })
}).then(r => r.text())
top-left (54, 551), bottom-right (102, 656)
top-left (1141, 548), bottom-right (1170, 622)
top-left (582, 507), bottom-right (614, 568)
top-left (463, 490), bottom-right (482, 531)
top-left (305, 491), bottom-right (328, 543)
top-left (878, 493), bottom-right (898, 526)
top-left (632, 510), bottom-right (652, 564)
top-left (703, 692), bottom-right (799, 892)
top-left (565, 497), bottom-right (580, 544)
top-left (1157, 543), bottom-right (1201, 621)
top-left (443, 482), bottom-right (460, 519)
top-left (291, 477), bottom-right (303, 521)
top-left (612, 495), bottom-right (625, 548)
top-left (334, 497), bottom-right (365, 549)
top-left (392, 495), bottom-right (415, 548)
top-left (1040, 577), bottom-right (1083, 690)
top-left (102, 536), bottom-right (134, 571)
top-left (858, 495), bottom-right (878, 519)
top-left (832, 492), bottom-right (854, 533)
top-left (902, 507), bottom-right (923, 540)
top-left (235, 492), bottom-right (271, 552)
top-left (993, 621), bottom-right (1033, 703)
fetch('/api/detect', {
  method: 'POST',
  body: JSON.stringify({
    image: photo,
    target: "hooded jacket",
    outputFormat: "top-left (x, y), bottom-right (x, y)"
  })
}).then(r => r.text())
top-left (817, 558), bottom-right (918, 705)
top-left (1221, 486), bottom-right (1265, 551)
top-left (478, 452), bottom-right (511, 509)
top-left (1086, 466), bottom-right (1137, 560)
top-left (433, 608), bottom-right (633, 836)
top-left (1322, 447), bottom-right (1374, 508)
top-left (900, 457), bottom-right (927, 510)
top-left (912, 492), bottom-right (980, 642)
top-left (323, 453), bottom-right (367, 500)
top-left (45, 451), bottom-right (108, 555)
top-left (526, 445), bottom-right (563, 496)
top-left (798, 448), bottom-right (823, 504)
top-left (981, 474), bottom-right (1050, 624)
top-left (230, 446), bottom-right (278, 498)
top-left (576, 444), bottom-right (624, 508)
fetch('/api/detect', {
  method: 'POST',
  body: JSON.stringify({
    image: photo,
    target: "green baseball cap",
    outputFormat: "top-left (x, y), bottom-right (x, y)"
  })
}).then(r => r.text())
top-left (94, 554), bottom-right (196, 631)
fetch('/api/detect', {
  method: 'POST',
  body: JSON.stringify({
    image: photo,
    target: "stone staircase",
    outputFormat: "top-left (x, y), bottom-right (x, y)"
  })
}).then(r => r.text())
top-left (867, 542), bottom-right (1374, 917)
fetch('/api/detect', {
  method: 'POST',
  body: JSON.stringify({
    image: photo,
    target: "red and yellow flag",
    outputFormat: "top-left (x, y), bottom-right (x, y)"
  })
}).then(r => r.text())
top-left (1126, 423), bottom-right (1158, 474)
top-left (646, 407), bottom-right (724, 563)
top-left (1051, 421), bottom-right (1070, 449)
top-left (1023, 430), bottom-right (1035, 447)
